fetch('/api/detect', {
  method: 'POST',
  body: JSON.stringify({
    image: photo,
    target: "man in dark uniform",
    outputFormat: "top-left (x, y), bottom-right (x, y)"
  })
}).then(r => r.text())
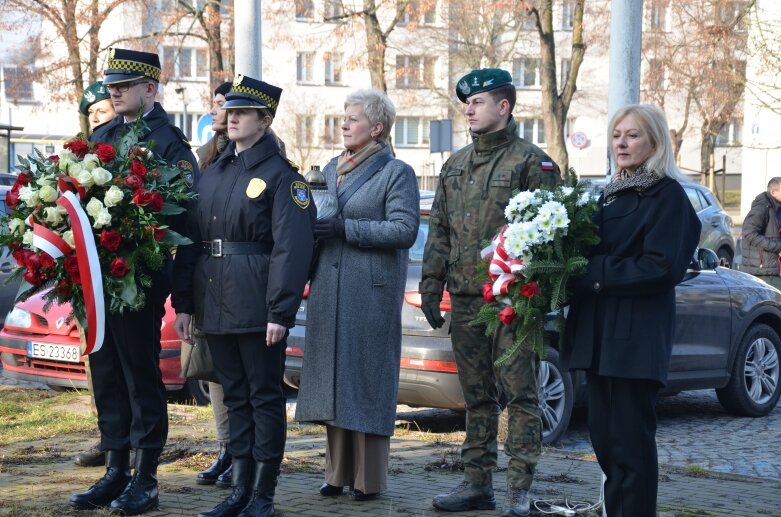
top-left (70, 48), bottom-right (198, 516)
top-left (420, 69), bottom-right (562, 517)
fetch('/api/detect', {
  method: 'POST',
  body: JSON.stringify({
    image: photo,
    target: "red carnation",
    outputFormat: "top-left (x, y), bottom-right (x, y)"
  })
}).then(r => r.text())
top-left (23, 268), bottom-right (42, 286)
top-left (100, 229), bottom-right (122, 252)
top-left (482, 281), bottom-right (496, 303)
top-left (49, 155), bottom-right (60, 163)
top-left (520, 281), bottom-right (540, 299)
top-left (130, 160), bottom-right (148, 178)
top-left (125, 175), bottom-right (143, 191)
top-left (95, 143), bottom-right (116, 163)
top-left (55, 278), bottom-right (72, 298)
top-left (498, 306), bottom-right (517, 326)
top-left (39, 253), bottom-right (55, 269)
top-left (5, 189), bottom-right (19, 208)
top-left (63, 255), bottom-right (81, 284)
top-left (110, 257), bottom-right (129, 277)
top-left (64, 139), bottom-right (89, 158)
top-left (132, 188), bottom-right (154, 207)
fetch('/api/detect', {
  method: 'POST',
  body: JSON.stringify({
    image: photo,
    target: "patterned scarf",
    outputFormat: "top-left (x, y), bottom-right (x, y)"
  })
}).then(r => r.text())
top-left (603, 162), bottom-right (663, 204)
top-left (336, 141), bottom-right (383, 186)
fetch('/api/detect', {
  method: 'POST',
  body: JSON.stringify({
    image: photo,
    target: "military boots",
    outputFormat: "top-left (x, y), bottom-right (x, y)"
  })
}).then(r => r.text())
top-left (197, 442), bottom-right (232, 485)
top-left (432, 480), bottom-right (496, 512)
top-left (108, 448), bottom-right (161, 515)
top-left (197, 458), bottom-right (254, 517)
top-left (237, 461), bottom-right (280, 517)
top-left (70, 449), bottom-right (131, 509)
top-left (500, 485), bottom-right (531, 516)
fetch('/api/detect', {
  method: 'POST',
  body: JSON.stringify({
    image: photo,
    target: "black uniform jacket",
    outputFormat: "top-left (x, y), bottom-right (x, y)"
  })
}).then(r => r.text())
top-left (172, 134), bottom-right (316, 334)
top-left (563, 177), bottom-right (701, 385)
top-left (90, 102), bottom-right (200, 187)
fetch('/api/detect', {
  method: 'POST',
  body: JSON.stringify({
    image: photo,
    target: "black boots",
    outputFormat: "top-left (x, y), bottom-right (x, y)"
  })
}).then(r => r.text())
top-left (216, 464), bottom-right (233, 488)
top-left (197, 458), bottom-right (254, 517)
top-left (108, 448), bottom-right (161, 515)
top-left (237, 461), bottom-right (280, 517)
top-left (197, 442), bottom-right (233, 485)
top-left (74, 439), bottom-right (106, 467)
top-left (70, 449), bottom-right (132, 509)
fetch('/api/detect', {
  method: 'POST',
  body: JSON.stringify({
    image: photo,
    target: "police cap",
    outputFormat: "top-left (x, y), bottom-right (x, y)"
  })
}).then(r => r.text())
top-left (103, 48), bottom-right (161, 86)
top-left (223, 74), bottom-right (282, 115)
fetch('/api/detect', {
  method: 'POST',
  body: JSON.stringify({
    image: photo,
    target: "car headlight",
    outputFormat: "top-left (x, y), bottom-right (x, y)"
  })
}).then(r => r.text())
top-left (5, 306), bottom-right (32, 329)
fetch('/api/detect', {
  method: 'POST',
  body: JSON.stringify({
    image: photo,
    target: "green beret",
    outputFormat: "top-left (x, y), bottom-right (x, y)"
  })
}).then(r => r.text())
top-left (79, 81), bottom-right (111, 115)
top-left (456, 68), bottom-right (513, 103)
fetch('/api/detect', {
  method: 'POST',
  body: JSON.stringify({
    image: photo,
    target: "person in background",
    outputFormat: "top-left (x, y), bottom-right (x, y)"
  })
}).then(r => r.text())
top-left (741, 177), bottom-right (781, 290)
top-left (421, 69), bottom-right (561, 517)
top-left (173, 75), bottom-right (315, 517)
top-left (72, 80), bottom-right (118, 469)
top-left (563, 104), bottom-right (701, 517)
top-left (295, 89), bottom-right (420, 502)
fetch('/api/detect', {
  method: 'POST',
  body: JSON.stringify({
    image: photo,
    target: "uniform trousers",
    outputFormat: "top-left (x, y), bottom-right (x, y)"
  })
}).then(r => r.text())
top-left (206, 332), bottom-right (286, 462)
top-left (324, 426), bottom-right (390, 494)
top-left (450, 295), bottom-right (541, 489)
top-left (90, 282), bottom-right (169, 451)
top-left (586, 373), bottom-right (660, 517)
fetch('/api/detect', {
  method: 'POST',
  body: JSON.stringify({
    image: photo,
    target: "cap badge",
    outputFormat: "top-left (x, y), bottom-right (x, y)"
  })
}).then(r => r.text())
top-left (457, 80), bottom-right (471, 96)
top-left (84, 91), bottom-right (96, 103)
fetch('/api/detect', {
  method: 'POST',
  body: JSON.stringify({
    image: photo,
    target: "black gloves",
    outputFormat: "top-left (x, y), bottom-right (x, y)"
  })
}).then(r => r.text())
top-left (314, 217), bottom-right (346, 240)
top-left (421, 294), bottom-right (445, 329)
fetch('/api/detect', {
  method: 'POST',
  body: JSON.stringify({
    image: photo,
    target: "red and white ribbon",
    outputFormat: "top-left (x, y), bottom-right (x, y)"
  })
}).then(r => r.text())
top-left (57, 191), bottom-right (104, 355)
top-left (480, 227), bottom-right (524, 300)
top-left (31, 222), bottom-right (73, 259)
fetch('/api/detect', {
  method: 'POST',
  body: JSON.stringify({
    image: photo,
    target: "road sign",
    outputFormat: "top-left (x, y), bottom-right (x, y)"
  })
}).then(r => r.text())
top-left (569, 131), bottom-right (588, 149)
top-left (197, 113), bottom-right (214, 145)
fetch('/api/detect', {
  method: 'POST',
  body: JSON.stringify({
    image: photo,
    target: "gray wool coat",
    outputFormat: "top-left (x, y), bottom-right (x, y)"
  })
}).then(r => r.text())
top-left (295, 146), bottom-right (420, 436)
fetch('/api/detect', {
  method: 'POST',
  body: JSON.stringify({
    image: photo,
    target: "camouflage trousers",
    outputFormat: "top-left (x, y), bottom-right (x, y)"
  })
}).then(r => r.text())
top-left (450, 295), bottom-right (542, 490)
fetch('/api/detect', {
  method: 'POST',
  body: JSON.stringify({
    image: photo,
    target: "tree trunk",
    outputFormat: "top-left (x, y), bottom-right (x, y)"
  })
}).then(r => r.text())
top-left (203, 0), bottom-right (225, 87)
top-left (363, 6), bottom-right (387, 92)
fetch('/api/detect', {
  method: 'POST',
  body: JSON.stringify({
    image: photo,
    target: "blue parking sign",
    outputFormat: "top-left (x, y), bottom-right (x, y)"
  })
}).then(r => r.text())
top-left (197, 113), bottom-right (214, 145)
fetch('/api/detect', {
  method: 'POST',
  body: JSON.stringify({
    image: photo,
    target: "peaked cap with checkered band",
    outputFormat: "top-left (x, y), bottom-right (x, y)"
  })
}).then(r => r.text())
top-left (103, 48), bottom-right (161, 86)
top-left (223, 74), bottom-right (282, 115)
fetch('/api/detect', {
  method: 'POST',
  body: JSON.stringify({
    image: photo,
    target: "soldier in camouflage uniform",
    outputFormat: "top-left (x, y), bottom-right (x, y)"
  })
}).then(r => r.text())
top-left (420, 69), bottom-right (562, 517)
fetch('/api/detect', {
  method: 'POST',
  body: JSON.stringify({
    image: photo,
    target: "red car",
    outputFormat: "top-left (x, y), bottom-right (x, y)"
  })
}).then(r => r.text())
top-left (0, 290), bottom-right (210, 404)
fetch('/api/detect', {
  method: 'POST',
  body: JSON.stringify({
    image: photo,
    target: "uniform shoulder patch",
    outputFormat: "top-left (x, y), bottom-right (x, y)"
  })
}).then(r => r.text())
top-left (290, 180), bottom-right (310, 209)
top-left (177, 160), bottom-right (194, 186)
top-left (287, 158), bottom-right (300, 171)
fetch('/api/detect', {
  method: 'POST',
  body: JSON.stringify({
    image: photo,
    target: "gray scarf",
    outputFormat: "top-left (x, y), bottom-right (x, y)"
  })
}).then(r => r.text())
top-left (603, 162), bottom-right (662, 204)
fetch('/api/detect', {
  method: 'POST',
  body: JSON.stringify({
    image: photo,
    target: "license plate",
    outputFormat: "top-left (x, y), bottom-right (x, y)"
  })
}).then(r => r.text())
top-left (27, 341), bottom-right (81, 363)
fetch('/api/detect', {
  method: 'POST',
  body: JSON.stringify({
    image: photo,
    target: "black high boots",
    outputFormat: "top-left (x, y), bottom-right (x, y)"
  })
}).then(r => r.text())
top-left (237, 461), bottom-right (280, 517)
top-left (69, 449), bottom-right (132, 509)
top-left (197, 458), bottom-right (254, 517)
top-left (108, 448), bottom-right (161, 515)
top-left (197, 442), bottom-right (233, 485)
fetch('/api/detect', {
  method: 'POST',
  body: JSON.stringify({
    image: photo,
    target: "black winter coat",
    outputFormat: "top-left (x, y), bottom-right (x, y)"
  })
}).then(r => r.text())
top-left (171, 134), bottom-right (316, 334)
top-left (740, 192), bottom-right (781, 276)
top-left (563, 177), bottom-right (701, 385)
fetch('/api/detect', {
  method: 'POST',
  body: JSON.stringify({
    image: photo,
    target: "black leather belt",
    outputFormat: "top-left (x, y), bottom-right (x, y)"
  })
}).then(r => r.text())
top-left (200, 239), bottom-right (272, 258)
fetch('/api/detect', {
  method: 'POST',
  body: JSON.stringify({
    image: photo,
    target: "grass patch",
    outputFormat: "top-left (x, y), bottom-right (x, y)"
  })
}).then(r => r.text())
top-left (684, 465), bottom-right (709, 477)
top-left (287, 422), bottom-right (326, 436)
top-left (722, 190), bottom-right (740, 207)
top-left (0, 387), bottom-right (94, 446)
top-left (281, 455), bottom-right (324, 474)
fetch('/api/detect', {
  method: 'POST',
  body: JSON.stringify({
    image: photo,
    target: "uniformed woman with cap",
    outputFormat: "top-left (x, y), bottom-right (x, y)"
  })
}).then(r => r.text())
top-left (172, 75), bottom-right (316, 517)
top-left (79, 81), bottom-right (115, 132)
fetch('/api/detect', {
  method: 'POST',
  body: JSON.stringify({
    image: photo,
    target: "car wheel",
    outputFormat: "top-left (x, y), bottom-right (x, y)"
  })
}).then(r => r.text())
top-left (182, 378), bottom-right (211, 406)
top-left (538, 347), bottom-right (574, 444)
top-left (717, 247), bottom-right (733, 269)
top-left (716, 323), bottom-right (781, 417)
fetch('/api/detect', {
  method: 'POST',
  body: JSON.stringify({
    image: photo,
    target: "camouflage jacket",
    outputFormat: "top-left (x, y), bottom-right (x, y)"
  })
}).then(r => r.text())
top-left (420, 118), bottom-right (562, 298)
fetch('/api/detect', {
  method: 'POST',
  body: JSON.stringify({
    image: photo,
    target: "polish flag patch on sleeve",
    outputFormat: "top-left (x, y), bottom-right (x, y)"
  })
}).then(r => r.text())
top-left (541, 161), bottom-right (554, 171)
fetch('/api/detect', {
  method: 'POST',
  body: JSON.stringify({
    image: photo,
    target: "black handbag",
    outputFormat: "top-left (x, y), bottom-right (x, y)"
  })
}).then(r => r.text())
top-left (180, 328), bottom-right (220, 383)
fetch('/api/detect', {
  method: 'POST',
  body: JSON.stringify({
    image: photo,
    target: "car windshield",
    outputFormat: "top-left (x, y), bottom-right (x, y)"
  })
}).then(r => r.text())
top-left (409, 215), bottom-right (429, 263)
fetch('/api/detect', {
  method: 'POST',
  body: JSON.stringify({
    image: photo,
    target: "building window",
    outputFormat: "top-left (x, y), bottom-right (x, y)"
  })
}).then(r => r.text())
top-left (423, 56), bottom-right (436, 86)
top-left (517, 118), bottom-right (546, 146)
top-left (716, 1), bottom-right (747, 29)
top-left (325, 0), bottom-right (343, 19)
top-left (521, 13), bottom-right (536, 30)
top-left (513, 58), bottom-right (539, 88)
top-left (323, 115), bottom-right (341, 147)
top-left (2, 66), bottom-right (34, 102)
top-left (395, 117), bottom-right (429, 147)
top-left (648, 1), bottom-right (668, 31)
top-left (398, 0), bottom-right (436, 26)
top-left (645, 58), bottom-right (665, 90)
top-left (296, 115), bottom-right (315, 147)
top-left (715, 119), bottom-right (742, 146)
top-left (295, 0), bottom-right (314, 20)
top-left (163, 47), bottom-right (208, 79)
top-left (324, 52), bottom-right (343, 85)
top-left (396, 55), bottom-right (422, 88)
top-left (423, 1), bottom-right (437, 24)
top-left (560, 58), bottom-right (571, 86)
top-left (167, 112), bottom-right (195, 140)
top-left (296, 52), bottom-right (315, 83)
top-left (561, 0), bottom-right (575, 30)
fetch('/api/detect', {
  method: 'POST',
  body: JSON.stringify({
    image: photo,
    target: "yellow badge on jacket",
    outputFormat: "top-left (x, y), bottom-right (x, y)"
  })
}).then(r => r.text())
top-left (291, 181), bottom-right (310, 209)
top-left (246, 178), bottom-right (266, 198)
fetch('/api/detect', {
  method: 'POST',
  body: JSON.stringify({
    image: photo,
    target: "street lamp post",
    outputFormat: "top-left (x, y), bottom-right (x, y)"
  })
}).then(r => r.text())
top-left (0, 124), bottom-right (24, 173)
top-left (174, 87), bottom-right (189, 140)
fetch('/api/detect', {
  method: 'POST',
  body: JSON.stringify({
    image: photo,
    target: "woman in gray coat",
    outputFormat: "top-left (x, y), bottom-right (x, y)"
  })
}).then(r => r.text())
top-left (295, 89), bottom-right (420, 500)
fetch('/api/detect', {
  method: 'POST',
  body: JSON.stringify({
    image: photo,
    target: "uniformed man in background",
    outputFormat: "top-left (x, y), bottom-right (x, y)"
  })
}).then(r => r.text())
top-left (70, 47), bottom-right (198, 516)
top-left (420, 68), bottom-right (562, 517)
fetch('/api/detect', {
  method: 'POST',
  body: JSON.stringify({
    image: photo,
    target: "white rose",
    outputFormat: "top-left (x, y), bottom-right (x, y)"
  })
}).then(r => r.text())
top-left (66, 160), bottom-right (84, 177)
top-left (38, 185), bottom-right (58, 203)
top-left (104, 185), bottom-right (125, 208)
top-left (86, 197), bottom-right (104, 217)
top-left (75, 169), bottom-right (95, 187)
top-left (92, 208), bottom-right (112, 229)
top-left (82, 154), bottom-right (100, 171)
top-left (8, 218), bottom-right (25, 234)
top-left (59, 149), bottom-right (75, 162)
top-left (57, 205), bottom-right (69, 215)
top-left (91, 167), bottom-right (113, 186)
top-left (58, 157), bottom-right (73, 172)
top-left (22, 229), bottom-right (33, 245)
top-left (18, 186), bottom-right (40, 207)
top-left (43, 206), bottom-right (64, 225)
top-left (63, 230), bottom-right (75, 248)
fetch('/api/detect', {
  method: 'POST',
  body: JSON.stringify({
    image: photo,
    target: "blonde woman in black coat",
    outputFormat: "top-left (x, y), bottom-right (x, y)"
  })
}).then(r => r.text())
top-left (563, 104), bottom-right (701, 517)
